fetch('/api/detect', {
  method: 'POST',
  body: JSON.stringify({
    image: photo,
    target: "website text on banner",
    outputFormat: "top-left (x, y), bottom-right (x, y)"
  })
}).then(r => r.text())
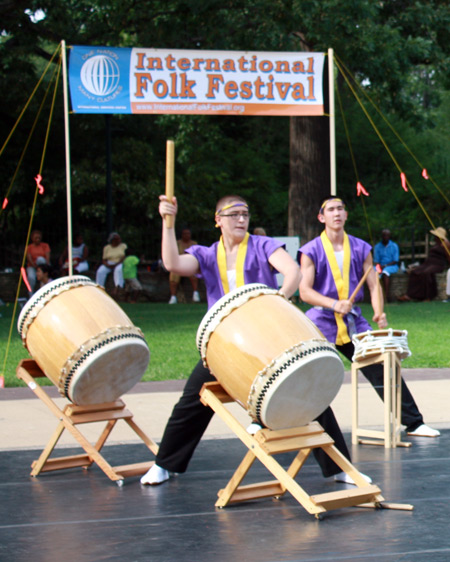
top-left (68, 46), bottom-right (325, 116)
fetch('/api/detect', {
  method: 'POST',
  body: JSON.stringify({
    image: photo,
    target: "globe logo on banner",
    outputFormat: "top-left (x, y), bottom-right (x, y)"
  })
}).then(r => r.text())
top-left (80, 55), bottom-right (120, 97)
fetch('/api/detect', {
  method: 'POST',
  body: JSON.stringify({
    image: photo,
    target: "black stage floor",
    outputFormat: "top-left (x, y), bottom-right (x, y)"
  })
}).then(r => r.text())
top-left (1, 430), bottom-right (450, 562)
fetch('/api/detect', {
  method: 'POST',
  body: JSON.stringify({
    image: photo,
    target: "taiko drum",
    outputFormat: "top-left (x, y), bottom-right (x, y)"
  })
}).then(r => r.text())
top-left (197, 284), bottom-right (345, 430)
top-left (18, 276), bottom-right (150, 405)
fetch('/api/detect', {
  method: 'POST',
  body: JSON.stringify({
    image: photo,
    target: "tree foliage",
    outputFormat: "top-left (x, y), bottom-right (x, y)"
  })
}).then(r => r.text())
top-left (0, 0), bottom-right (449, 266)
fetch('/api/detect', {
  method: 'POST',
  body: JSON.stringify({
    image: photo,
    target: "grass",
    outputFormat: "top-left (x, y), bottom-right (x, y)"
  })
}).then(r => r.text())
top-left (1, 300), bottom-right (448, 388)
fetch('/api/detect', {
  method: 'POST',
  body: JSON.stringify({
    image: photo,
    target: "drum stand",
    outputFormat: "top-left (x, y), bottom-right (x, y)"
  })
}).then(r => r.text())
top-left (200, 382), bottom-right (412, 519)
top-left (16, 359), bottom-right (158, 485)
top-left (351, 352), bottom-right (411, 448)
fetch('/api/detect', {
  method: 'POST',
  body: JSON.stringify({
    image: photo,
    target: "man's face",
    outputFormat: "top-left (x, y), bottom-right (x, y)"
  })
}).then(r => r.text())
top-left (318, 200), bottom-right (348, 229)
top-left (215, 201), bottom-right (250, 239)
top-left (31, 231), bottom-right (42, 244)
top-left (381, 231), bottom-right (391, 245)
top-left (181, 229), bottom-right (191, 242)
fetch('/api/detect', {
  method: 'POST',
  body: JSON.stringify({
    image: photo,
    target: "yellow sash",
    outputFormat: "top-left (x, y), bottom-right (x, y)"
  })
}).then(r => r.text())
top-left (217, 232), bottom-right (249, 294)
top-left (320, 230), bottom-right (351, 344)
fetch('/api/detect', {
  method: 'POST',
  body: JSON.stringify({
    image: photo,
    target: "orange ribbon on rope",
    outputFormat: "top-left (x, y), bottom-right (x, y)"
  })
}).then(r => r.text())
top-left (400, 172), bottom-right (408, 192)
top-left (21, 267), bottom-right (32, 293)
top-left (356, 181), bottom-right (369, 196)
top-left (34, 174), bottom-right (45, 194)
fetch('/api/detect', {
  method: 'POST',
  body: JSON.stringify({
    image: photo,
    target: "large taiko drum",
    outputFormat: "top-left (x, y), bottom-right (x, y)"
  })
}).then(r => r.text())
top-left (196, 284), bottom-right (345, 430)
top-left (18, 276), bottom-right (150, 405)
top-left (352, 329), bottom-right (411, 362)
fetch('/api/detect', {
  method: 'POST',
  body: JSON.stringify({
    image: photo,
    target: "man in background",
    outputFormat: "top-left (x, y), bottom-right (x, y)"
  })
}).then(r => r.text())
top-left (374, 228), bottom-right (399, 301)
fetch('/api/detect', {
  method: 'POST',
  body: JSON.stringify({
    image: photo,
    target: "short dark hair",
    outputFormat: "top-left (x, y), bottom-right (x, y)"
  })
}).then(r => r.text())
top-left (37, 263), bottom-right (52, 276)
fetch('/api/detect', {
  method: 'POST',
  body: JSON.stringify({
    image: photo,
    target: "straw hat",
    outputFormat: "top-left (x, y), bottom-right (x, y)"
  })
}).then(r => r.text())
top-left (430, 226), bottom-right (448, 241)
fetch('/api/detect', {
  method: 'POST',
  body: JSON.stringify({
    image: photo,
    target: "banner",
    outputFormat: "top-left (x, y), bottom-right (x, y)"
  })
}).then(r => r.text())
top-left (69, 46), bottom-right (325, 116)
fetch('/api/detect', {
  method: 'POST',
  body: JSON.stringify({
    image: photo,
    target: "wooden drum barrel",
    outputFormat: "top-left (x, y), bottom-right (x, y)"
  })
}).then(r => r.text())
top-left (197, 284), bottom-right (344, 430)
top-left (18, 276), bottom-right (150, 405)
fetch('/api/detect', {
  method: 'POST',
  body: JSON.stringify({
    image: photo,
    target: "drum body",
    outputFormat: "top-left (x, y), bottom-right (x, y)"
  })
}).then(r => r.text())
top-left (197, 284), bottom-right (344, 430)
top-left (18, 276), bottom-right (150, 405)
top-left (352, 329), bottom-right (411, 361)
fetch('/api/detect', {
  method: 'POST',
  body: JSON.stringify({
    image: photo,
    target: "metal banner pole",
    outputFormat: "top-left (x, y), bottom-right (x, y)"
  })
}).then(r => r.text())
top-left (328, 48), bottom-right (336, 196)
top-left (61, 40), bottom-right (73, 276)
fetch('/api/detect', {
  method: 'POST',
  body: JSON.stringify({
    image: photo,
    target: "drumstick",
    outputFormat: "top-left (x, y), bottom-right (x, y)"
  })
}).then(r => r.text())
top-left (349, 266), bottom-right (372, 303)
top-left (165, 140), bottom-right (175, 228)
top-left (374, 264), bottom-right (385, 320)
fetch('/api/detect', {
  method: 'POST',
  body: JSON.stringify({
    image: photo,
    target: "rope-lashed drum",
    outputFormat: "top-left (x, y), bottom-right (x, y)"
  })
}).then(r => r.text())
top-left (197, 284), bottom-right (345, 430)
top-left (18, 276), bottom-right (150, 405)
top-left (352, 329), bottom-right (411, 361)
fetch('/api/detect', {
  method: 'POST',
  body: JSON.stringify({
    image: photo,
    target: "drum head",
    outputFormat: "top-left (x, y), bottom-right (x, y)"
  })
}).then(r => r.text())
top-left (249, 343), bottom-right (345, 430)
top-left (67, 338), bottom-right (150, 405)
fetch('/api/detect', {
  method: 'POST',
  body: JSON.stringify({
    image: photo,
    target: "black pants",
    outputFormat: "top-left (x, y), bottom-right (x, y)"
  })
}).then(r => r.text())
top-left (336, 342), bottom-right (423, 432)
top-left (155, 359), bottom-right (350, 478)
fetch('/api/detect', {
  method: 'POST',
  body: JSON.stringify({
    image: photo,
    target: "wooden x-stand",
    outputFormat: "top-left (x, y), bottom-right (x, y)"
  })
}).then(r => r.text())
top-left (16, 359), bottom-right (158, 486)
top-left (200, 381), bottom-right (413, 519)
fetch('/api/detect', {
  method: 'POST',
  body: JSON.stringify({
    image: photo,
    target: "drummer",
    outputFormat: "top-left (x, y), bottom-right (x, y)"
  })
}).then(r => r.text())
top-left (298, 196), bottom-right (439, 440)
top-left (141, 194), bottom-right (362, 486)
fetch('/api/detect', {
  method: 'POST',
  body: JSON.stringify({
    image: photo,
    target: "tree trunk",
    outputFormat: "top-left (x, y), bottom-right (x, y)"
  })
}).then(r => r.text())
top-left (288, 116), bottom-right (331, 244)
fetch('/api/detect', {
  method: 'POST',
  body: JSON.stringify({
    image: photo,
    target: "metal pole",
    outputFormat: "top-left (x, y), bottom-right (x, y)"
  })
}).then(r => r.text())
top-left (328, 48), bottom-right (336, 196)
top-left (61, 40), bottom-right (73, 275)
top-left (105, 114), bottom-right (113, 235)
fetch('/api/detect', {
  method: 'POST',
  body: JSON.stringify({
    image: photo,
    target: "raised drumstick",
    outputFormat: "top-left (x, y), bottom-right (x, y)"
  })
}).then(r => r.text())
top-left (165, 140), bottom-right (175, 228)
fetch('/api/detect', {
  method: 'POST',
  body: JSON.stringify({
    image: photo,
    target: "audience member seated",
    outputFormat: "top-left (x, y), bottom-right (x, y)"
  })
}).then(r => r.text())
top-left (96, 232), bottom-right (127, 297)
top-left (168, 227), bottom-right (200, 304)
top-left (26, 230), bottom-right (51, 295)
top-left (398, 226), bottom-right (450, 302)
top-left (59, 233), bottom-right (89, 276)
top-left (444, 268), bottom-right (450, 303)
top-left (253, 227), bottom-right (267, 236)
top-left (374, 228), bottom-right (399, 301)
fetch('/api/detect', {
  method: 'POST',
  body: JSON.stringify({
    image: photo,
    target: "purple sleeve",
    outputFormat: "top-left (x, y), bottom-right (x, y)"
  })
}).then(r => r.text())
top-left (186, 236), bottom-right (285, 309)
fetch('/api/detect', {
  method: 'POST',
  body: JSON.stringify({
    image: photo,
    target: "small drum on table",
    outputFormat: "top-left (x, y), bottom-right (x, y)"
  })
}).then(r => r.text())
top-left (351, 329), bottom-right (411, 448)
top-left (197, 284), bottom-right (345, 430)
top-left (352, 329), bottom-right (411, 362)
top-left (18, 276), bottom-right (150, 405)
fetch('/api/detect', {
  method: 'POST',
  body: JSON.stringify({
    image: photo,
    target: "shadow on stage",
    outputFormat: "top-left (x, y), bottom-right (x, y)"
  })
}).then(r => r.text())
top-left (2, 432), bottom-right (450, 562)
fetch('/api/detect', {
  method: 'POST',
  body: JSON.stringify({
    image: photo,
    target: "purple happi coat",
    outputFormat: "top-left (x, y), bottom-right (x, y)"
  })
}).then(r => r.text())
top-left (186, 235), bottom-right (283, 309)
top-left (298, 233), bottom-right (372, 343)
